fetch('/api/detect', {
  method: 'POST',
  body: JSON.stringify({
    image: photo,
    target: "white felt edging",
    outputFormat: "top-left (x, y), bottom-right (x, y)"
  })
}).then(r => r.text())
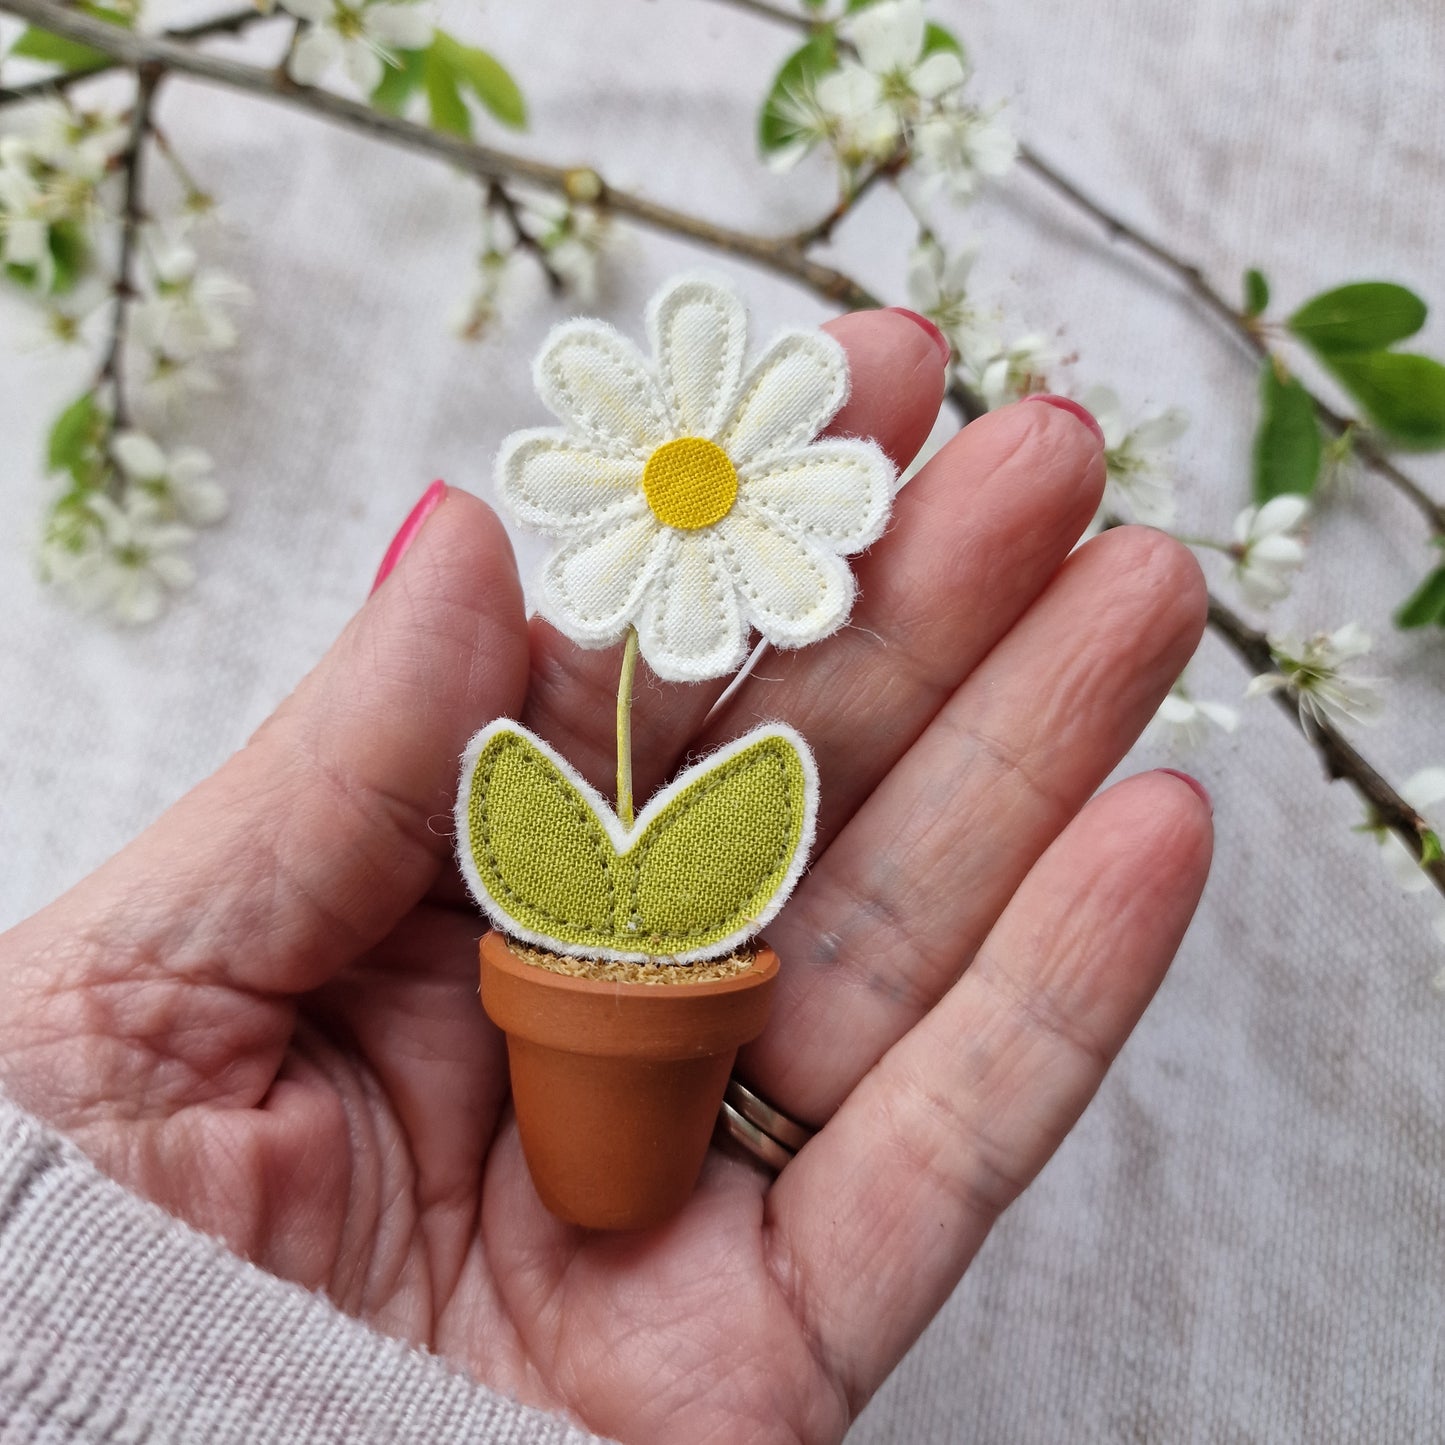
top-left (453, 718), bottom-right (819, 964)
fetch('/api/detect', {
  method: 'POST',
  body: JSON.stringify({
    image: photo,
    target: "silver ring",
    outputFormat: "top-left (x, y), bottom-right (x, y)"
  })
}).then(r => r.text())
top-left (716, 1078), bottom-right (816, 1174)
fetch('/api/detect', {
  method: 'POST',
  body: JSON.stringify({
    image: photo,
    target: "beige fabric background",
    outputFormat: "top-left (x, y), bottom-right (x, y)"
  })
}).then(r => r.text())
top-left (2, 1), bottom-right (1443, 1439)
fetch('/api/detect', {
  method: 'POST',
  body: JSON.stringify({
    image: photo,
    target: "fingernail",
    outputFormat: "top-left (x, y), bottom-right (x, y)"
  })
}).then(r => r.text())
top-left (1023, 394), bottom-right (1106, 446)
top-left (371, 480), bottom-right (446, 595)
top-left (886, 307), bottom-right (951, 365)
top-left (1158, 768), bottom-right (1212, 813)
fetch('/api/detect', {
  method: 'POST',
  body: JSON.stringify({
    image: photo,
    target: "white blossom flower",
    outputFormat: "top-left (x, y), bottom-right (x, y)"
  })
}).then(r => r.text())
top-left (846, 0), bottom-right (967, 116)
top-left (1230, 494), bottom-right (1309, 608)
top-left (906, 238), bottom-right (998, 368)
top-left (50, 493), bottom-right (196, 625)
top-left (977, 331), bottom-right (1055, 409)
top-left (496, 275), bottom-right (895, 682)
top-left (1363, 768), bottom-right (1445, 895)
top-left (1245, 622), bottom-right (1383, 728)
top-left (1081, 385), bottom-right (1187, 528)
top-left (282, 0), bottom-right (433, 94)
top-left (114, 431), bottom-right (228, 527)
top-left (1152, 684), bottom-right (1240, 747)
top-left (0, 138), bottom-right (55, 288)
top-left (525, 196), bottom-right (609, 301)
top-left (22, 97), bottom-right (128, 182)
top-left (912, 104), bottom-right (1017, 201)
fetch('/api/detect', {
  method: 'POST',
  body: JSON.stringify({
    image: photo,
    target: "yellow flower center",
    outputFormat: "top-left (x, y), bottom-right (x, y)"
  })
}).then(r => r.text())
top-left (641, 437), bottom-right (738, 531)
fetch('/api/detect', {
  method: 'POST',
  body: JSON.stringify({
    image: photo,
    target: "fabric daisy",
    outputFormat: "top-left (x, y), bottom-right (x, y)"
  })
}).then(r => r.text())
top-left (495, 275), bottom-right (896, 682)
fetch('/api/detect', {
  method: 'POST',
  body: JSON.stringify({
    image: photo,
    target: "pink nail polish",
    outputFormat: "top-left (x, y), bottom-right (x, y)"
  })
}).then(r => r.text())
top-left (1022, 393), bottom-right (1106, 446)
top-left (885, 307), bottom-right (951, 364)
top-left (1158, 768), bottom-right (1212, 813)
top-left (370, 481), bottom-right (446, 594)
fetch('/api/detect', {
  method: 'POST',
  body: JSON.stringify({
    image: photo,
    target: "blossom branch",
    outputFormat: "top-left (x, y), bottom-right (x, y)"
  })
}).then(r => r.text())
top-left (1204, 589), bottom-right (1445, 895)
top-left (0, 0), bottom-right (880, 312)
top-left (485, 180), bottom-right (563, 294)
top-left (96, 62), bottom-right (159, 443)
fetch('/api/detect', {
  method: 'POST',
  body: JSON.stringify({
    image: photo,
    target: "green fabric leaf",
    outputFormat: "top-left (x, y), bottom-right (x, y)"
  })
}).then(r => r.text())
top-left (1243, 268), bottom-right (1270, 319)
top-left (423, 45), bottom-right (471, 137)
top-left (758, 32), bottom-right (837, 157)
top-left (1396, 564), bottom-right (1445, 629)
top-left (1288, 282), bottom-right (1427, 356)
top-left (1252, 362), bottom-right (1322, 502)
top-left (1323, 350), bottom-right (1445, 449)
top-left (461, 725), bottom-right (814, 960)
top-left (371, 48), bottom-right (427, 114)
top-left (9, 25), bottom-right (109, 70)
top-left (432, 31), bottom-right (526, 128)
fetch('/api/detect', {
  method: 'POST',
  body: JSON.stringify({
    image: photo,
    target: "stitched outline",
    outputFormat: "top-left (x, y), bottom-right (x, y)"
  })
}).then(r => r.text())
top-left (454, 720), bottom-right (820, 964)
top-left (536, 322), bottom-right (671, 458)
top-left (717, 330), bottom-right (849, 463)
top-left (651, 279), bottom-right (744, 439)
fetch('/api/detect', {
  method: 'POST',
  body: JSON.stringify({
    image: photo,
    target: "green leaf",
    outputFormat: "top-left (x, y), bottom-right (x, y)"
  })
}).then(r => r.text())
top-left (1395, 564), bottom-right (1445, 629)
top-left (922, 22), bottom-right (966, 60)
top-left (432, 32), bottom-right (526, 129)
top-left (1252, 362), bottom-right (1323, 502)
top-left (758, 31), bottom-right (837, 157)
top-left (9, 25), bottom-right (109, 71)
top-left (1243, 268), bottom-right (1270, 319)
top-left (78, 3), bottom-right (134, 25)
top-left (461, 724), bottom-right (815, 960)
top-left (46, 391), bottom-right (104, 486)
top-left (1323, 350), bottom-right (1445, 449)
top-left (1423, 830), bottom-right (1444, 867)
top-left (48, 220), bottom-right (89, 294)
top-left (423, 45), bottom-right (471, 137)
top-left (1288, 282), bottom-right (1428, 356)
top-left (371, 47), bottom-right (427, 114)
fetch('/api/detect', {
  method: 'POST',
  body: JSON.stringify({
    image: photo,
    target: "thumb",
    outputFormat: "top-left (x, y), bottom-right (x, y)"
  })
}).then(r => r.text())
top-left (3, 485), bottom-right (528, 1000)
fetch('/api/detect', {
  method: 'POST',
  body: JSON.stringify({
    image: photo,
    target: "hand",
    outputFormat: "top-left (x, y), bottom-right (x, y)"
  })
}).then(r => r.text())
top-left (0, 310), bottom-right (1210, 1445)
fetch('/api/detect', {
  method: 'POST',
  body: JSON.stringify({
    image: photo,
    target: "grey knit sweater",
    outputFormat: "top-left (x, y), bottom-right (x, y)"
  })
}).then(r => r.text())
top-left (0, 1095), bottom-right (613, 1444)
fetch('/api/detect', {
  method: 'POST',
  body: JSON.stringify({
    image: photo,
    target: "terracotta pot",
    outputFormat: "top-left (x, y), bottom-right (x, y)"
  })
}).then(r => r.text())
top-left (479, 930), bottom-right (779, 1231)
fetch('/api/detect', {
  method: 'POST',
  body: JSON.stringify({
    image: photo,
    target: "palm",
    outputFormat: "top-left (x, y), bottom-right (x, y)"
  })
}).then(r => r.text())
top-left (0, 312), bottom-right (1212, 1445)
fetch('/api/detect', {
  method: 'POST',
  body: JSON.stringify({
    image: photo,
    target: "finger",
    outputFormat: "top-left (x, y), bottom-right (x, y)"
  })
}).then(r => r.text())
top-left (745, 526), bottom-right (1205, 1122)
top-left (517, 308), bottom-right (948, 801)
top-left (1, 489), bottom-right (529, 999)
top-left (766, 769), bottom-right (1213, 1412)
top-left (697, 397), bottom-right (1105, 844)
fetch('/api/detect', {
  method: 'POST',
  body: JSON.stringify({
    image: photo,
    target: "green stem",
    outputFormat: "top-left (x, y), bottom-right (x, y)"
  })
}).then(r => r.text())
top-left (616, 625), bottom-right (639, 829)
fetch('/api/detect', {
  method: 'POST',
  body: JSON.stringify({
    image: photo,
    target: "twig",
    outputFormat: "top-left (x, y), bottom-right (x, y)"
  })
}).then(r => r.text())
top-left (0, 5), bottom-right (265, 105)
top-left (0, 0), bottom-right (880, 311)
top-left (1016, 147), bottom-right (1445, 538)
top-left (1205, 591), bottom-right (1445, 894)
top-left (485, 180), bottom-right (564, 295)
top-left (787, 147), bottom-right (908, 249)
top-left (95, 62), bottom-right (159, 447)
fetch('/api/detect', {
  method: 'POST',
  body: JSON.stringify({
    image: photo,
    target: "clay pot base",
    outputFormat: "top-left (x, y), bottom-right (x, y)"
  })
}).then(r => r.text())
top-left (480, 931), bottom-right (779, 1231)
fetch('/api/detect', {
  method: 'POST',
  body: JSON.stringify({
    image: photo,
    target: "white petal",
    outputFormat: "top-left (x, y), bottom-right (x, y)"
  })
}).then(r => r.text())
top-left (281, 0), bottom-right (333, 21)
top-left (1403, 768), bottom-right (1445, 810)
top-left (1156, 694), bottom-right (1196, 725)
top-left (647, 277), bottom-right (749, 438)
top-left (114, 572), bottom-right (164, 625)
top-left (367, 3), bottom-right (432, 48)
top-left (1328, 621), bottom-right (1372, 660)
top-left (1079, 386), bottom-right (1125, 447)
top-left (177, 477), bottom-right (229, 527)
top-left (288, 26), bottom-right (340, 84)
top-left (5, 216), bottom-right (48, 268)
top-left (342, 37), bottom-right (385, 94)
top-left (906, 247), bottom-right (943, 312)
top-left (1244, 673), bottom-right (1288, 700)
top-left (718, 331), bottom-right (848, 467)
top-left (1381, 834), bottom-right (1432, 893)
top-left (1250, 535), bottom-right (1305, 566)
top-left (150, 553), bottom-right (196, 590)
top-left (817, 65), bottom-right (882, 119)
top-left (535, 320), bottom-right (670, 455)
top-left (113, 431), bottom-right (166, 480)
top-left (635, 532), bottom-right (747, 683)
top-left (496, 429), bottom-right (645, 533)
top-left (1133, 408), bottom-right (1189, 450)
top-left (1254, 493), bottom-right (1309, 536)
top-left (911, 50), bottom-right (966, 100)
top-left (539, 511), bottom-right (667, 645)
top-left (714, 510), bottom-right (853, 647)
top-left (739, 439), bottom-right (893, 550)
top-left (1196, 700), bottom-right (1241, 732)
top-left (852, 0), bottom-right (922, 73)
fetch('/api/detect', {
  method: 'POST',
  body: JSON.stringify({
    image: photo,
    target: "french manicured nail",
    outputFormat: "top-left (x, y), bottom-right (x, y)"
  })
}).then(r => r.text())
top-left (1158, 768), bottom-right (1212, 813)
top-left (886, 307), bottom-right (951, 364)
top-left (370, 480), bottom-right (446, 594)
top-left (1023, 393), bottom-right (1106, 446)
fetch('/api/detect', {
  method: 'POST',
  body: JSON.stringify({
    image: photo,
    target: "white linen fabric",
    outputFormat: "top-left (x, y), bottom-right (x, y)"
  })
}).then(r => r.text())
top-left (1, 1), bottom-right (1443, 1440)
